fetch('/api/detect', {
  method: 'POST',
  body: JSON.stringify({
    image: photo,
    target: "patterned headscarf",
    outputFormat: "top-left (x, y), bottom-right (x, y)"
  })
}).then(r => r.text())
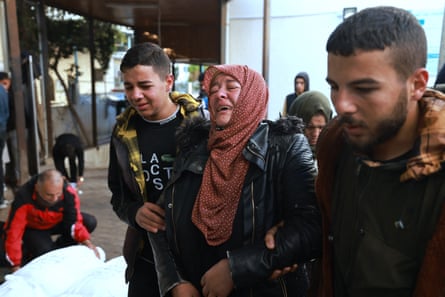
top-left (192, 65), bottom-right (268, 246)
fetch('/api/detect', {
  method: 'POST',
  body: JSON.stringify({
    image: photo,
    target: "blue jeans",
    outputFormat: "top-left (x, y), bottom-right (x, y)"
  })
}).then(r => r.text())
top-left (0, 133), bottom-right (6, 204)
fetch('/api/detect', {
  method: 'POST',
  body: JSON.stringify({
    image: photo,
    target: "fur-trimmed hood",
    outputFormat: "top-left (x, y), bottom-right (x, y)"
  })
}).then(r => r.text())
top-left (175, 117), bottom-right (210, 154)
top-left (175, 116), bottom-right (305, 155)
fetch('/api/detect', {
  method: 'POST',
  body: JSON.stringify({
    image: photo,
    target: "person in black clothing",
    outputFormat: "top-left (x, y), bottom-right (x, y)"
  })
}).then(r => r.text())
top-left (52, 133), bottom-right (85, 189)
top-left (108, 42), bottom-right (207, 297)
top-left (282, 71), bottom-right (310, 116)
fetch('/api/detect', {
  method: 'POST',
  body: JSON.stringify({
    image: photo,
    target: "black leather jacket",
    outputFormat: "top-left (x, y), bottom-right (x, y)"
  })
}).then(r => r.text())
top-left (150, 117), bottom-right (322, 297)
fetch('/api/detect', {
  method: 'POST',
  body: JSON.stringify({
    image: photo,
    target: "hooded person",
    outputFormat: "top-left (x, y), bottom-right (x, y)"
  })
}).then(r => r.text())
top-left (282, 71), bottom-right (310, 116)
top-left (288, 90), bottom-right (333, 158)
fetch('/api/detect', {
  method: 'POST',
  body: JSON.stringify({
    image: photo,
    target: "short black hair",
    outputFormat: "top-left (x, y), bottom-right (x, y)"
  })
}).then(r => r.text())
top-left (0, 71), bottom-right (10, 81)
top-left (120, 42), bottom-right (171, 78)
top-left (327, 6), bottom-right (427, 80)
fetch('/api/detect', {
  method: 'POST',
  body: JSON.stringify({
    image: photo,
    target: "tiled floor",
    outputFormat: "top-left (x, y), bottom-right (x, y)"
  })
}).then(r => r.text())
top-left (0, 156), bottom-right (128, 282)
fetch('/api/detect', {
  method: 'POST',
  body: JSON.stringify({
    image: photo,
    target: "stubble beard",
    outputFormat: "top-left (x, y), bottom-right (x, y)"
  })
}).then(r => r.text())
top-left (342, 91), bottom-right (408, 156)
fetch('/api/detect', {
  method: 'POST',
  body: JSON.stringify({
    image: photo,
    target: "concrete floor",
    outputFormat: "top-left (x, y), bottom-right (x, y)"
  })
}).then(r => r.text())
top-left (0, 144), bottom-right (128, 282)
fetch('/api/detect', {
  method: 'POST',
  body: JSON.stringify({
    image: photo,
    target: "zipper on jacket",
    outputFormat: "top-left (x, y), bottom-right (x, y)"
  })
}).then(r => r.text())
top-left (170, 185), bottom-right (181, 254)
top-left (246, 144), bottom-right (265, 164)
top-left (278, 277), bottom-right (288, 297)
top-left (249, 182), bottom-right (255, 244)
top-left (249, 288), bottom-right (253, 297)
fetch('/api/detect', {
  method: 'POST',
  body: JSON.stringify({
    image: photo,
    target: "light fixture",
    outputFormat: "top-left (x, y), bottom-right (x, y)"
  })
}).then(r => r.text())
top-left (143, 31), bottom-right (159, 41)
top-left (163, 48), bottom-right (176, 59)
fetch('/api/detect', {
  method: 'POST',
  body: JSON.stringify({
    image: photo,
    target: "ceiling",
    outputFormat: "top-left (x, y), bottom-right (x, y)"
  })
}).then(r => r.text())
top-left (43, 0), bottom-right (222, 63)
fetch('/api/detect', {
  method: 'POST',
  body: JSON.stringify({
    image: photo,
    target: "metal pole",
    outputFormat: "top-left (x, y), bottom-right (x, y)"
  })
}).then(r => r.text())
top-left (220, 0), bottom-right (229, 64)
top-left (157, 0), bottom-right (162, 46)
top-left (5, 0), bottom-right (29, 183)
top-left (37, 0), bottom-right (51, 160)
top-left (438, 5), bottom-right (445, 72)
top-left (262, 0), bottom-right (270, 84)
top-left (88, 16), bottom-right (98, 148)
top-left (27, 54), bottom-right (40, 174)
top-left (262, 0), bottom-right (270, 119)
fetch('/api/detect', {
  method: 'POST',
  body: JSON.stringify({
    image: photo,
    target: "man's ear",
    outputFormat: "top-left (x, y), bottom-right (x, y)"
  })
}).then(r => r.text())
top-left (165, 74), bottom-right (174, 92)
top-left (410, 68), bottom-right (429, 100)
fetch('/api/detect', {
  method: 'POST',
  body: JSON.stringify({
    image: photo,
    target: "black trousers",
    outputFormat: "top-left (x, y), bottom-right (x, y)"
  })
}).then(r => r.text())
top-left (0, 133), bottom-right (6, 203)
top-left (128, 256), bottom-right (160, 297)
top-left (53, 155), bottom-right (79, 183)
top-left (21, 212), bottom-right (97, 264)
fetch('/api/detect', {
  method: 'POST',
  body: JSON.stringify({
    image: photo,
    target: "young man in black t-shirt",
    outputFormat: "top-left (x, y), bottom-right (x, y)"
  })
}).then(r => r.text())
top-left (108, 42), bottom-right (206, 297)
